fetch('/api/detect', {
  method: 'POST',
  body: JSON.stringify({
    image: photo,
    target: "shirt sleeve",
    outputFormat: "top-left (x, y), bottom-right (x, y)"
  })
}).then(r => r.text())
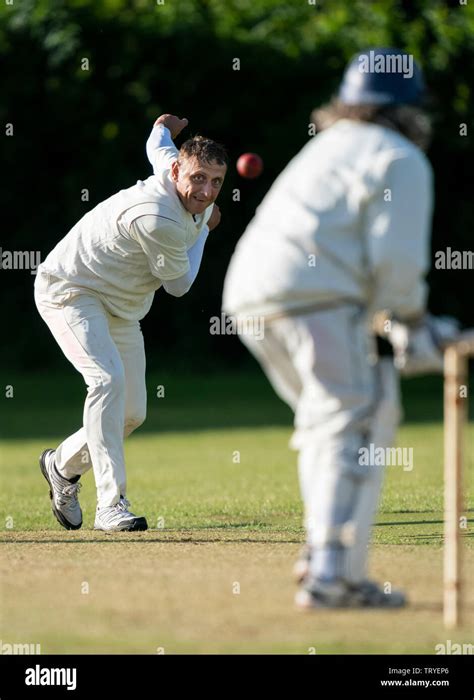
top-left (146, 124), bottom-right (179, 174)
top-left (364, 150), bottom-right (433, 320)
top-left (130, 214), bottom-right (190, 280)
top-left (162, 225), bottom-right (210, 297)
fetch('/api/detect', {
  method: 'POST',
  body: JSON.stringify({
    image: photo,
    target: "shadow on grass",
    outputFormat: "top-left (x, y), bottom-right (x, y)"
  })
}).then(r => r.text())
top-left (376, 520), bottom-right (444, 526)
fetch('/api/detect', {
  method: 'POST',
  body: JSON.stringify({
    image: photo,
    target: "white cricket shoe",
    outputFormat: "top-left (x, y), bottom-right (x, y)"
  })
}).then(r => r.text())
top-left (39, 448), bottom-right (82, 530)
top-left (295, 578), bottom-right (406, 609)
top-left (94, 497), bottom-right (148, 532)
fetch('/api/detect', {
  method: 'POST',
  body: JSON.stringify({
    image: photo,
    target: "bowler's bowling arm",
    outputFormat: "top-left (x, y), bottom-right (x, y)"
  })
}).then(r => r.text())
top-left (146, 124), bottom-right (179, 174)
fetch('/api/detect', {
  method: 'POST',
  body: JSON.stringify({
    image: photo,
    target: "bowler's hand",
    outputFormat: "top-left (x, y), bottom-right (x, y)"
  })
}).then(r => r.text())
top-left (154, 114), bottom-right (188, 139)
top-left (208, 204), bottom-right (221, 232)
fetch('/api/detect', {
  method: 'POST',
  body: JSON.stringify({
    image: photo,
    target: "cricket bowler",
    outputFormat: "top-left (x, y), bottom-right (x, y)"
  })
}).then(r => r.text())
top-left (223, 48), bottom-right (451, 608)
top-left (35, 114), bottom-right (228, 531)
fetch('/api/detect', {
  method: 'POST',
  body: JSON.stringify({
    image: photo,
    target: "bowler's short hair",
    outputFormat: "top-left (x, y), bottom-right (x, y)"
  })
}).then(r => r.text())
top-left (179, 135), bottom-right (228, 168)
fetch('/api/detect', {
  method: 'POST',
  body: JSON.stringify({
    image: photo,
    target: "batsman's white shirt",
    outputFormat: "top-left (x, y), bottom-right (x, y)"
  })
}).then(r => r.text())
top-left (37, 136), bottom-right (213, 321)
top-left (223, 119), bottom-right (433, 320)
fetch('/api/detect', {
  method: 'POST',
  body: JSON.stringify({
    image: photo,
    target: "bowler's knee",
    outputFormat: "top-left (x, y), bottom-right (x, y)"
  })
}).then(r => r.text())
top-left (88, 367), bottom-right (126, 399)
top-left (123, 408), bottom-right (147, 436)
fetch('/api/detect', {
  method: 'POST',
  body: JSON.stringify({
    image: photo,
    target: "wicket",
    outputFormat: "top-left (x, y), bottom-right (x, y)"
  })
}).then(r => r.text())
top-left (443, 330), bottom-right (474, 629)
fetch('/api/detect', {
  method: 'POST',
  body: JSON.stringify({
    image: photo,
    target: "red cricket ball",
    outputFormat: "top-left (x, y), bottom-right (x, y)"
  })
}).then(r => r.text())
top-left (236, 152), bottom-right (263, 179)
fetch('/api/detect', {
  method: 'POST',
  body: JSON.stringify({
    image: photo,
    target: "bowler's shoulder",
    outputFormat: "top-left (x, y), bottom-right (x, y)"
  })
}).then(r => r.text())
top-left (119, 177), bottom-right (185, 228)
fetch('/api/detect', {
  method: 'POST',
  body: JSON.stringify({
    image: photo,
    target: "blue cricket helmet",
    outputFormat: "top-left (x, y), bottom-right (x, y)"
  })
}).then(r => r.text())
top-left (338, 48), bottom-right (425, 106)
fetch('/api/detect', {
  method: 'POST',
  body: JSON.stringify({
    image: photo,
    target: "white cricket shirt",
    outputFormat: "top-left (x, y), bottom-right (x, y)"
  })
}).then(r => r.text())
top-left (36, 127), bottom-right (213, 320)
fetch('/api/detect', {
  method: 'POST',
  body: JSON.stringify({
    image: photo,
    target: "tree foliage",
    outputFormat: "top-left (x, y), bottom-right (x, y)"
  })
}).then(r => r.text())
top-left (1, 0), bottom-right (473, 369)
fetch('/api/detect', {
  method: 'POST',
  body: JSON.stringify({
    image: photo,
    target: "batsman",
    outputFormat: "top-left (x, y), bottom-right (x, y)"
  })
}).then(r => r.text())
top-left (35, 115), bottom-right (227, 531)
top-left (224, 48), bottom-right (456, 608)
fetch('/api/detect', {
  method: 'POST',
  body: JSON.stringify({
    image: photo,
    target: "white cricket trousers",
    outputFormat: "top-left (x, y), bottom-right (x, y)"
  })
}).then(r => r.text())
top-left (241, 304), bottom-right (401, 583)
top-left (34, 281), bottom-right (147, 508)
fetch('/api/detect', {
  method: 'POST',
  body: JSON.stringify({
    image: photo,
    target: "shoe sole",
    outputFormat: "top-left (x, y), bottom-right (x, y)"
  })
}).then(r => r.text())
top-left (39, 449), bottom-right (82, 531)
top-left (295, 589), bottom-right (406, 610)
top-left (296, 602), bottom-right (406, 610)
top-left (94, 517), bottom-right (148, 532)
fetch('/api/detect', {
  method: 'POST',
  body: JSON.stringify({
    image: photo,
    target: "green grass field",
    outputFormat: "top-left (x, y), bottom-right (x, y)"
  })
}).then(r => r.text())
top-left (1, 370), bottom-right (473, 653)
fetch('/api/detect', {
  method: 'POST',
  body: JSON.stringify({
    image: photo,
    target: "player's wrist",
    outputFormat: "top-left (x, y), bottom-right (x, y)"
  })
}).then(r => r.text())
top-left (153, 123), bottom-right (170, 134)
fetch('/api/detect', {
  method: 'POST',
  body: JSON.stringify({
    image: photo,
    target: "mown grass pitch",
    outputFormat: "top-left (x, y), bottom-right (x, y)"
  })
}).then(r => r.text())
top-left (1, 371), bottom-right (473, 653)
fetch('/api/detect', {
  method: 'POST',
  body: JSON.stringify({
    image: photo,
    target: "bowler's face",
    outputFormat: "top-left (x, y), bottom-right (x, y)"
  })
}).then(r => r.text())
top-left (171, 156), bottom-right (226, 215)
